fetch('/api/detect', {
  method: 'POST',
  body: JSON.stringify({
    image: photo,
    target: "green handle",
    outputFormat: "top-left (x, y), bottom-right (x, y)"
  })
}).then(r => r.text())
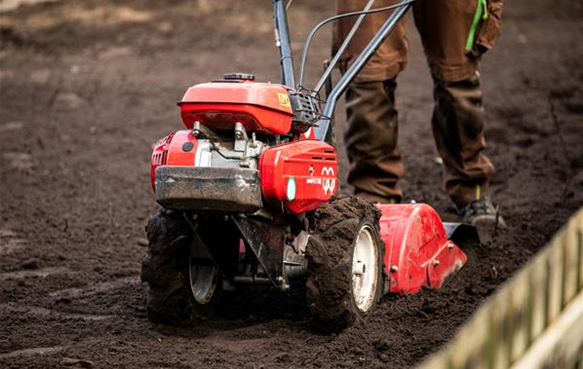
top-left (465, 0), bottom-right (488, 52)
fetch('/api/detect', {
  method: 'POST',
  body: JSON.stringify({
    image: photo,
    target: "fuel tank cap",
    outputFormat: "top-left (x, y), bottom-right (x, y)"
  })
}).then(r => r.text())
top-left (223, 73), bottom-right (255, 81)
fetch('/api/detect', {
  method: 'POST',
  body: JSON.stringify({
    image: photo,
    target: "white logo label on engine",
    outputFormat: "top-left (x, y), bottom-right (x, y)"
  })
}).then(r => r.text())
top-left (323, 178), bottom-right (336, 195)
top-left (321, 167), bottom-right (336, 195)
top-left (321, 167), bottom-right (335, 176)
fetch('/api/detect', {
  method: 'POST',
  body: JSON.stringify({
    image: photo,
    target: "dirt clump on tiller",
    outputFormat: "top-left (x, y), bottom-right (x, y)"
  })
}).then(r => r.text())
top-left (0, 0), bottom-right (582, 368)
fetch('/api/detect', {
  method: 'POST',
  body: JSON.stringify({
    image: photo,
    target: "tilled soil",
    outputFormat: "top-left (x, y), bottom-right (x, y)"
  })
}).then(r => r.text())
top-left (1, 0), bottom-right (582, 368)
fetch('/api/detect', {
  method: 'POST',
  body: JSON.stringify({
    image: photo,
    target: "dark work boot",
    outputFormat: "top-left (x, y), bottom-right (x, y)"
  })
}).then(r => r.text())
top-left (456, 196), bottom-right (507, 229)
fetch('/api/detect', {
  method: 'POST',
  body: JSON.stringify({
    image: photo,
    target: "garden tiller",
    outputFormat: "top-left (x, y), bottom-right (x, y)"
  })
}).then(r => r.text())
top-left (142, 0), bottom-right (469, 332)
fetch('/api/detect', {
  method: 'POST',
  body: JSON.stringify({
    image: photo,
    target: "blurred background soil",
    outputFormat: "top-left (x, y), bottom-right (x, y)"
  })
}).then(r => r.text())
top-left (0, 0), bottom-right (582, 368)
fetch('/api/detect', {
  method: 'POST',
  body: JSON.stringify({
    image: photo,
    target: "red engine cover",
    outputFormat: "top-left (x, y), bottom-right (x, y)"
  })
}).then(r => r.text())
top-left (377, 203), bottom-right (468, 294)
top-left (179, 81), bottom-right (295, 135)
top-left (150, 130), bottom-right (197, 190)
top-left (259, 140), bottom-right (338, 214)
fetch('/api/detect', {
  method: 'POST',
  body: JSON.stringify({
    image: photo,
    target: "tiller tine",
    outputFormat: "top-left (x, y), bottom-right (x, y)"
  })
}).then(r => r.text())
top-left (443, 222), bottom-right (480, 245)
top-left (376, 203), bottom-right (468, 294)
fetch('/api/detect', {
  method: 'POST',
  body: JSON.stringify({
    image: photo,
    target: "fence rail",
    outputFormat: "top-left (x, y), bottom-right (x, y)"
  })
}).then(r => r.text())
top-left (417, 207), bottom-right (583, 369)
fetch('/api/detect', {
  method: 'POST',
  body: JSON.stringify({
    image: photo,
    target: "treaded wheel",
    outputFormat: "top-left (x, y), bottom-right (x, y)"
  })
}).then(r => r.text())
top-left (305, 196), bottom-right (385, 333)
top-left (141, 208), bottom-right (221, 325)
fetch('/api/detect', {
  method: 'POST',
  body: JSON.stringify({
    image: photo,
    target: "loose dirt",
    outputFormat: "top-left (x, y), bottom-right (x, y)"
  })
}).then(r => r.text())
top-left (1, 0), bottom-right (582, 368)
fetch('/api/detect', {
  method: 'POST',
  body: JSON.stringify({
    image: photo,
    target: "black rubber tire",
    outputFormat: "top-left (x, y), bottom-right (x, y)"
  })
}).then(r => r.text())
top-left (305, 196), bottom-right (385, 333)
top-left (141, 208), bottom-right (221, 325)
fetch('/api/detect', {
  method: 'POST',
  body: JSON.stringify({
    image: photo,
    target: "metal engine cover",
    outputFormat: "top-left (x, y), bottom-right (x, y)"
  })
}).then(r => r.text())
top-left (259, 140), bottom-right (339, 214)
top-left (155, 166), bottom-right (263, 212)
top-left (151, 129), bottom-right (263, 213)
top-left (178, 81), bottom-right (295, 135)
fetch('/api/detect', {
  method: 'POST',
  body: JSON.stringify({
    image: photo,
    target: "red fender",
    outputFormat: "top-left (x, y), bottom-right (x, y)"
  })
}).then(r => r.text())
top-left (377, 203), bottom-right (468, 294)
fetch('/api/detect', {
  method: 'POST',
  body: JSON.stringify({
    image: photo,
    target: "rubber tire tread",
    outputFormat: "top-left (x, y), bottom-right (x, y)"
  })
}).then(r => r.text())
top-left (141, 208), bottom-right (197, 326)
top-left (306, 195), bottom-right (385, 333)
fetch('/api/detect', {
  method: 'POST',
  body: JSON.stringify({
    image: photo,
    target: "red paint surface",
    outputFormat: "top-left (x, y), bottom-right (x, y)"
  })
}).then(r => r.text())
top-left (377, 203), bottom-right (468, 294)
top-left (179, 81), bottom-right (295, 135)
top-left (150, 130), bottom-right (197, 190)
top-left (260, 140), bottom-right (338, 214)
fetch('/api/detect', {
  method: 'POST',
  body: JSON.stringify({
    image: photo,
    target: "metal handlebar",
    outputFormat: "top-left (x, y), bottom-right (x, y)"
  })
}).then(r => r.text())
top-left (315, 1), bottom-right (413, 143)
top-left (273, 0), bottom-right (415, 143)
top-left (273, 0), bottom-right (295, 87)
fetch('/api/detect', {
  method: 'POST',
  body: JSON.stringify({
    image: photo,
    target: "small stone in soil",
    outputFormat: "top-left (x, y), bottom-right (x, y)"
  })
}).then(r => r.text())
top-left (60, 357), bottom-right (94, 367)
top-left (21, 258), bottom-right (39, 270)
top-left (372, 339), bottom-right (390, 352)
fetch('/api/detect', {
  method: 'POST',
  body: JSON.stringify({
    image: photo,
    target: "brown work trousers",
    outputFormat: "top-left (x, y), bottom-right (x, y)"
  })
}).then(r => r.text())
top-left (334, 0), bottom-right (503, 207)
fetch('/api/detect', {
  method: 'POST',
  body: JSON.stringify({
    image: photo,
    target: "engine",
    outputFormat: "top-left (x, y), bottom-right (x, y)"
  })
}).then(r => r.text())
top-left (151, 120), bottom-right (338, 215)
top-left (151, 75), bottom-right (338, 215)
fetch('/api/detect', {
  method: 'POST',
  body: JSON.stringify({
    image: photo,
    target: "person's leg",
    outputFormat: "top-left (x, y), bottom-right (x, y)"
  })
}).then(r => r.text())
top-left (345, 80), bottom-right (404, 202)
top-left (335, 0), bottom-right (409, 202)
top-left (334, 0), bottom-right (410, 82)
top-left (413, 0), bottom-right (503, 211)
top-left (432, 72), bottom-right (494, 207)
